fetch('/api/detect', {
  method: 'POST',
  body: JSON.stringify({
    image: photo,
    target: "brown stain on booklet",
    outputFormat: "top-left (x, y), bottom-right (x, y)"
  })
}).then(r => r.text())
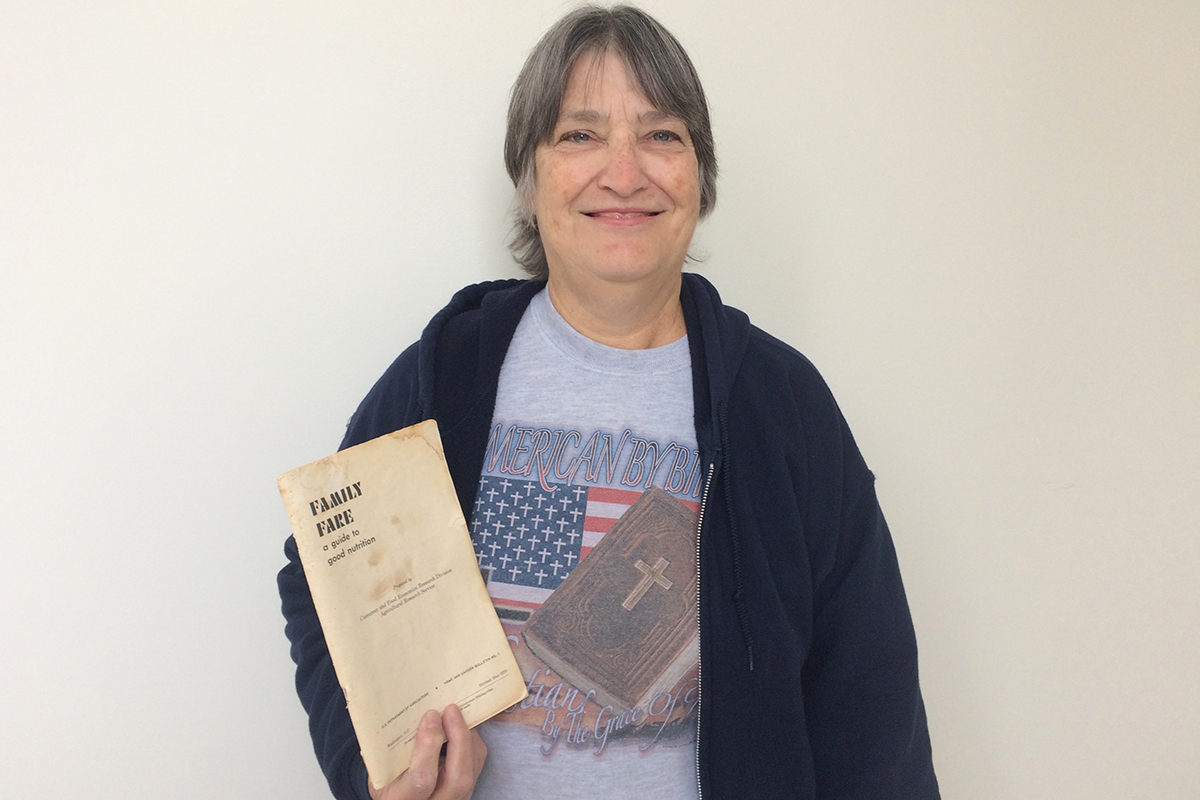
top-left (368, 563), bottom-right (413, 602)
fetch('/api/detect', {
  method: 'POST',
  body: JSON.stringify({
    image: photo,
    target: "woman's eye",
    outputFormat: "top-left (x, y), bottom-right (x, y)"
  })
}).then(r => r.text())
top-left (564, 131), bottom-right (591, 143)
top-left (651, 130), bottom-right (679, 142)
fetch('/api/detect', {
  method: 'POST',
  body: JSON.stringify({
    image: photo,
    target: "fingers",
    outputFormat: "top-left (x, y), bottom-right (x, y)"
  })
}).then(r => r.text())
top-left (368, 706), bottom-right (485, 800)
top-left (467, 728), bottom-right (487, 780)
top-left (402, 710), bottom-right (448, 799)
top-left (369, 705), bottom-right (487, 800)
top-left (439, 705), bottom-right (487, 798)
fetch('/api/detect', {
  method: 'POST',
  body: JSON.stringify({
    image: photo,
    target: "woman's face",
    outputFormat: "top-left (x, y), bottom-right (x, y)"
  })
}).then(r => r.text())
top-left (533, 50), bottom-right (701, 294)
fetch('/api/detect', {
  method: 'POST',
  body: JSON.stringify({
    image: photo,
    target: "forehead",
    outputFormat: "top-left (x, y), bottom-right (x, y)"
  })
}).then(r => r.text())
top-left (558, 49), bottom-right (663, 118)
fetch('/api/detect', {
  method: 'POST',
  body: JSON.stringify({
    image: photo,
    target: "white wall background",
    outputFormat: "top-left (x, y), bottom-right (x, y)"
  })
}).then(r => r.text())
top-left (2, 1), bottom-right (1197, 797)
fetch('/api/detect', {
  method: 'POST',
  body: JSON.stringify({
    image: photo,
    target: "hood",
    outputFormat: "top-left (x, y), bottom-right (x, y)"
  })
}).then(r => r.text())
top-left (680, 272), bottom-right (752, 458)
top-left (415, 278), bottom-right (542, 428)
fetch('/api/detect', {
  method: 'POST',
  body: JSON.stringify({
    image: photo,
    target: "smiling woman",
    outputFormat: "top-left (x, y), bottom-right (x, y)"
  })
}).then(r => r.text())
top-left (501, 7), bottom-right (719, 350)
top-left (535, 51), bottom-right (700, 348)
top-left (277, 6), bottom-right (939, 800)
top-left (504, 6), bottom-right (718, 282)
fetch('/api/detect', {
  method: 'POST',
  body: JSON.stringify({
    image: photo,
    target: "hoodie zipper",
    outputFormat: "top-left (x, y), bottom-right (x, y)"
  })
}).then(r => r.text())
top-left (694, 461), bottom-right (716, 800)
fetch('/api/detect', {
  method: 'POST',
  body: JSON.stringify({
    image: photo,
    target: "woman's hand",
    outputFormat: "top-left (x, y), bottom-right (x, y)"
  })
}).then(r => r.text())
top-left (368, 705), bottom-right (487, 800)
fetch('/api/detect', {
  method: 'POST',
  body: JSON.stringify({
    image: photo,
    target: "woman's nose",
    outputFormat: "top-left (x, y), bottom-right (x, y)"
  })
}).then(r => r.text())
top-left (597, 138), bottom-right (649, 197)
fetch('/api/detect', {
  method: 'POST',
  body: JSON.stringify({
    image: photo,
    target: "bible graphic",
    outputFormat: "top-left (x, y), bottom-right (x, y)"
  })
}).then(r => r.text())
top-left (521, 486), bottom-right (699, 712)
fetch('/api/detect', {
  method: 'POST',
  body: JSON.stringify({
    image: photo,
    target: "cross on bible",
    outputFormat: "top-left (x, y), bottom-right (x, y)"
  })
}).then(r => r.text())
top-left (622, 557), bottom-right (673, 610)
top-left (522, 487), bottom-right (699, 712)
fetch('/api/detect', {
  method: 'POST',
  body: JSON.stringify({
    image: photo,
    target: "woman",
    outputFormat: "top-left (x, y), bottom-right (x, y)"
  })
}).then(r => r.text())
top-left (279, 6), bottom-right (938, 800)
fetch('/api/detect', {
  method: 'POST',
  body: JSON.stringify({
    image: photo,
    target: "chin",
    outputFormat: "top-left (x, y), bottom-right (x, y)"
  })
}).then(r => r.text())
top-left (585, 247), bottom-right (682, 284)
top-left (586, 262), bottom-right (675, 286)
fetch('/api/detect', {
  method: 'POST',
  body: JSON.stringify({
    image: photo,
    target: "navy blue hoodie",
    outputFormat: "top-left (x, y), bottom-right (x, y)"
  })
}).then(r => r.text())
top-left (278, 274), bottom-right (939, 799)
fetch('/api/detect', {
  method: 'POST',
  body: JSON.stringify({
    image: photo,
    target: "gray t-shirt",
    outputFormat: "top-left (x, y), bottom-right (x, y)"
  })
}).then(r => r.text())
top-left (469, 288), bottom-right (701, 800)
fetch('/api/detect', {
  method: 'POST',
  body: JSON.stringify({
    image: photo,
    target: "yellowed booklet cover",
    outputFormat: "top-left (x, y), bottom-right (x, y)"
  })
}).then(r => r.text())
top-left (278, 420), bottom-right (526, 790)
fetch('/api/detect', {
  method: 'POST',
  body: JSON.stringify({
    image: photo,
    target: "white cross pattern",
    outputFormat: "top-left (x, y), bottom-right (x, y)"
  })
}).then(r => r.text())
top-left (469, 475), bottom-right (588, 593)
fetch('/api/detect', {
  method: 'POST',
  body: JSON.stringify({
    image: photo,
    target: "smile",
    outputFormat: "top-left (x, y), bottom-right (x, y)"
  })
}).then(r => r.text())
top-left (583, 210), bottom-right (662, 219)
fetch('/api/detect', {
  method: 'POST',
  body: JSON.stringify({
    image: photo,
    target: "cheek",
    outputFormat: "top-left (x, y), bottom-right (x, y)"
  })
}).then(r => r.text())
top-left (653, 159), bottom-right (701, 208)
top-left (533, 170), bottom-right (574, 239)
top-left (532, 176), bottom-right (559, 224)
top-left (669, 179), bottom-right (701, 220)
top-left (680, 177), bottom-right (701, 209)
top-left (680, 162), bottom-right (702, 206)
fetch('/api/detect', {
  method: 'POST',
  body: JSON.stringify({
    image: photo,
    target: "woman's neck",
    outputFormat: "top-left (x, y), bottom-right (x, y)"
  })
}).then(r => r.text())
top-left (545, 271), bottom-right (686, 350)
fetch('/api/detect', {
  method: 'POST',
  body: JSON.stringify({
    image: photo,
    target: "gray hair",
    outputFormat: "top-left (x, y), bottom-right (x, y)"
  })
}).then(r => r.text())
top-left (504, 5), bottom-right (718, 279)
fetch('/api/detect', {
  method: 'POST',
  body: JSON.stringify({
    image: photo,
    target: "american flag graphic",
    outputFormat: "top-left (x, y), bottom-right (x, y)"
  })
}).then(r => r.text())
top-left (470, 474), bottom-right (698, 616)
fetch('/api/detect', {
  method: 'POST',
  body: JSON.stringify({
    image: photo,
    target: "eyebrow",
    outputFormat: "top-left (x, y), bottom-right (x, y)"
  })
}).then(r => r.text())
top-left (557, 108), bottom-right (677, 126)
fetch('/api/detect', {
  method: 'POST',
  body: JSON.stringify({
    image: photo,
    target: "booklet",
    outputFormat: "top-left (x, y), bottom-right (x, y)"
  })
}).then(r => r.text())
top-left (278, 420), bottom-right (527, 790)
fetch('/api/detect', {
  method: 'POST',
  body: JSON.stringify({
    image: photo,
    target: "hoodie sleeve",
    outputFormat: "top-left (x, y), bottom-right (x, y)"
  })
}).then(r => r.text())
top-left (800, 409), bottom-right (939, 799)
top-left (278, 536), bottom-right (374, 800)
top-left (276, 343), bottom-right (422, 800)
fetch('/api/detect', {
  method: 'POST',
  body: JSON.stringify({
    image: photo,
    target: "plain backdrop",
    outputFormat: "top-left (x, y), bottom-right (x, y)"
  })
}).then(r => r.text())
top-left (2, 1), bottom-right (1197, 798)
